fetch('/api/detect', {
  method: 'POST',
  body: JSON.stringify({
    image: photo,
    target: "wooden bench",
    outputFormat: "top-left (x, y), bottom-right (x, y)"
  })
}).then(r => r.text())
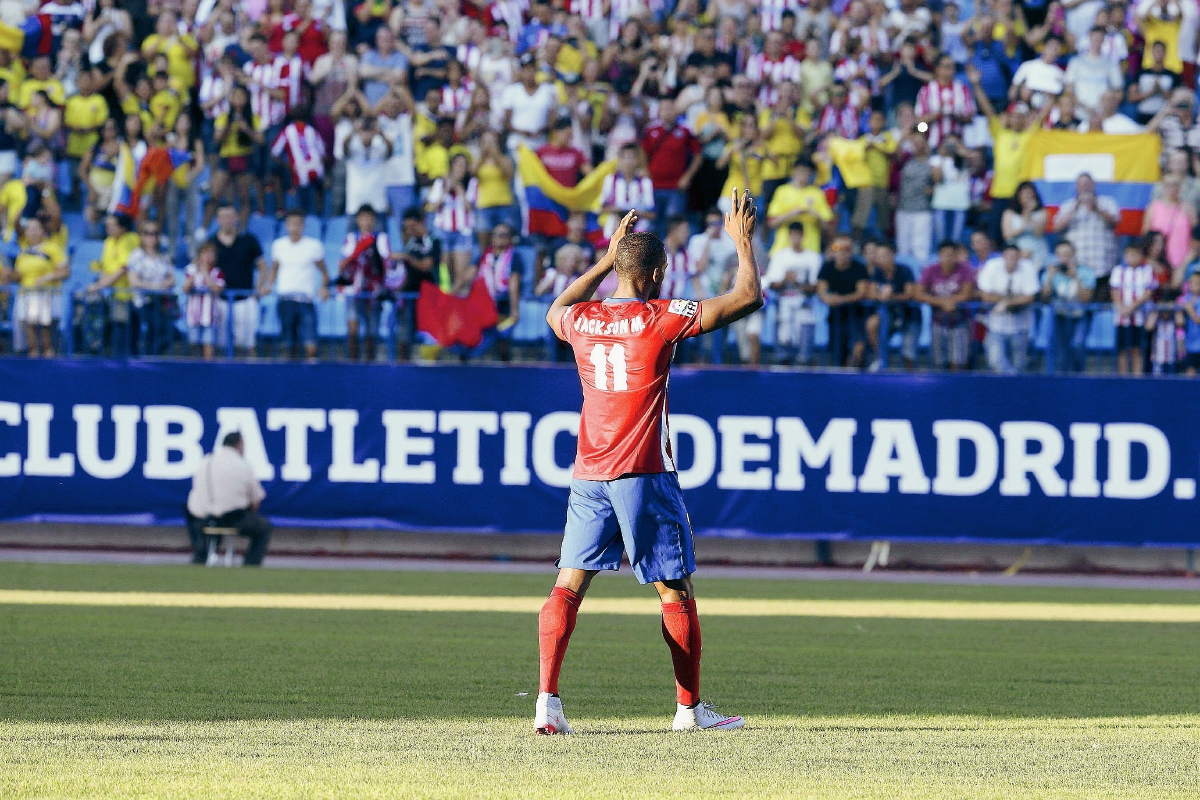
top-left (202, 527), bottom-right (239, 567)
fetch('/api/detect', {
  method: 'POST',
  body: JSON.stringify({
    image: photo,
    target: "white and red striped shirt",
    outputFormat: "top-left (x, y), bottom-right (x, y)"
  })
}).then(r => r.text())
top-left (456, 43), bottom-right (482, 75)
top-left (759, 0), bottom-right (804, 32)
top-left (817, 104), bottom-right (860, 139)
top-left (429, 178), bottom-right (474, 233)
top-left (660, 248), bottom-right (694, 299)
top-left (830, 25), bottom-right (889, 56)
top-left (185, 264), bottom-right (225, 327)
top-left (600, 172), bottom-right (655, 233)
top-left (1110, 262), bottom-right (1156, 326)
top-left (440, 81), bottom-right (474, 115)
top-left (273, 54), bottom-right (305, 114)
top-left (479, 246), bottom-right (516, 299)
top-left (570, 0), bottom-right (606, 21)
top-left (271, 121), bottom-right (326, 186)
top-left (914, 80), bottom-right (975, 150)
top-left (745, 53), bottom-right (801, 90)
top-left (245, 58), bottom-right (285, 129)
top-left (488, 0), bottom-right (527, 40)
top-left (833, 54), bottom-right (880, 109)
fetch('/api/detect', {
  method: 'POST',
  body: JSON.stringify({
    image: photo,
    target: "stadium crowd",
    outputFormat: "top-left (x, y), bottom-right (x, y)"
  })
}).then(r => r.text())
top-left (4, 0), bottom-right (1200, 374)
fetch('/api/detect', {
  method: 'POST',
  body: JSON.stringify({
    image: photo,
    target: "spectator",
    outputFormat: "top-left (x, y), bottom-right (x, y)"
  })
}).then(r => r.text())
top-left (1176, 269), bottom-right (1200, 375)
top-left (537, 117), bottom-right (591, 187)
top-left (475, 222), bottom-right (522, 358)
top-left (186, 432), bottom-right (272, 567)
top-left (852, 109), bottom-right (897, 241)
top-left (1065, 27), bottom-right (1125, 119)
top-left (125, 220), bottom-right (176, 356)
top-left (182, 240), bottom-right (225, 360)
top-left (1002, 181), bottom-right (1050, 269)
top-left (1041, 240), bottom-right (1096, 373)
top-left (536, 242), bottom-right (585, 297)
top-left (967, 64), bottom-right (1053, 236)
top-left (641, 96), bottom-right (702, 238)
top-left (763, 222), bottom-right (821, 365)
top-left (659, 215), bottom-right (697, 300)
top-left (3, 217), bottom-right (68, 357)
top-left (1129, 41), bottom-right (1180, 124)
top-left (499, 52), bottom-right (559, 153)
top-left (914, 240), bottom-right (975, 371)
top-left (914, 53), bottom-right (974, 151)
top-left (205, 84), bottom-right (262, 231)
top-left (895, 134), bottom-right (934, 268)
top-left (1144, 172), bottom-right (1198, 276)
top-left (338, 204), bottom-right (390, 362)
top-left (428, 152), bottom-right (475, 294)
top-left (816, 232), bottom-right (869, 367)
top-left (598, 143), bottom-right (654, 241)
top-left (470, 129), bottom-right (517, 253)
top-left (339, 115), bottom-right (391, 216)
top-left (360, 27), bottom-right (408, 107)
top-left (766, 159), bottom-right (833, 255)
top-left (688, 208), bottom-right (737, 301)
top-left (1052, 173), bottom-right (1121, 299)
top-left (929, 136), bottom-right (970, 245)
top-left (966, 17), bottom-right (1014, 112)
top-left (1011, 34), bottom-right (1065, 110)
top-left (271, 107), bottom-right (326, 214)
top-left (716, 115), bottom-right (765, 218)
top-left (84, 213), bottom-right (139, 356)
top-left (865, 241), bottom-right (919, 370)
top-left (882, 39), bottom-right (934, 115)
top-left (264, 209), bottom-right (330, 361)
top-left (1081, 88), bottom-right (1145, 133)
top-left (212, 204), bottom-right (268, 356)
top-left (977, 243), bottom-right (1040, 374)
top-left (164, 113), bottom-right (206, 262)
top-left (1111, 239), bottom-right (1156, 375)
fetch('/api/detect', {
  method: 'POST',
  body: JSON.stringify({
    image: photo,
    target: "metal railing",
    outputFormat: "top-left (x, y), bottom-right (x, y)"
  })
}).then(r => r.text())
top-left (0, 282), bottom-right (1193, 375)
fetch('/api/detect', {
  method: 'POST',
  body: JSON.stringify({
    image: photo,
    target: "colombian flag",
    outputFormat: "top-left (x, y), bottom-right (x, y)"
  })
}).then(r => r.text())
top-left (115, 146), bottom-right (192, 218)
top-left (517, 145), bottom-right (615, 244)
top-left (0, 15), bottom-right (53, 59)
top-left (1019, 131), bottom-right (1161, 235)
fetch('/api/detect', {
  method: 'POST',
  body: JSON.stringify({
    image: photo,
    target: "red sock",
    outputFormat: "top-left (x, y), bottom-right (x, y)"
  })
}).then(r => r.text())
top-left (538, 586), bottom-right (581, 695)
top-left (661, 598), bottom-right (702, 706)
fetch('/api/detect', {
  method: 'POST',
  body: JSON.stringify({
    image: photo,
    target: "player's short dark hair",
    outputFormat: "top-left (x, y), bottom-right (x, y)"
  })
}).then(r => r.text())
top-left (787, 221), bottom-right (804, 232)
top-left (222, 431), bottom-right (243, 448)
top-left (613, 231), bottom-right (667, 280)
top-left (356, 204), bottom-right (377, 218)
top-left (403, 207), bottom-right (424, 222)
top-left (937, 239), bottom-right (959, 252)
top-left (285, 208), bottom-right (306, 221)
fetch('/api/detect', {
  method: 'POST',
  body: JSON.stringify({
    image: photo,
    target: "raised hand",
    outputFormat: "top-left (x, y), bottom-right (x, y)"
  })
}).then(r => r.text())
top-left (724, 188), bottom-right (757, 243)
top-left (607, 209), bottom-right (638, 254)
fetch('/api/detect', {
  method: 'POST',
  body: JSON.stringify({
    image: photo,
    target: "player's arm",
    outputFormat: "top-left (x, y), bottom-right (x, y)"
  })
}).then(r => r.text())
top-left (546, 209), bottom-right (638, 339)
top-left (698, 189), bottom-right (763, 334)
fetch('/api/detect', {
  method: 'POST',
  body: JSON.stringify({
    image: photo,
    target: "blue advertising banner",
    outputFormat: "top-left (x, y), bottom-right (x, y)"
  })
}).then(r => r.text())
top-left (1, 360), bottom-right (1198, 547)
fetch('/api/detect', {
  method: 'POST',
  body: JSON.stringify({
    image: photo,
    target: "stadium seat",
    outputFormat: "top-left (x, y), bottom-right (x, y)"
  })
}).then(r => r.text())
top-left (303, 215), bottom-right (322, 240)
top-left (325, 216), bottom-right (349, 249)
top-left (62, 213), bottom-right (87, 246)
top-left (247, 214), bottom-right (278, 253)
top-left (68, 241), bottom-right (105, 289)
top-left (386, 217), bottom-right (402, 248)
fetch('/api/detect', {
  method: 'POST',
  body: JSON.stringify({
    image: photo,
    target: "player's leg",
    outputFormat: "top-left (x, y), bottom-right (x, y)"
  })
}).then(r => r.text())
top-left (611, 473), bottom-right (744, 731)
top-left (535, 480), bottom-right (622, 735)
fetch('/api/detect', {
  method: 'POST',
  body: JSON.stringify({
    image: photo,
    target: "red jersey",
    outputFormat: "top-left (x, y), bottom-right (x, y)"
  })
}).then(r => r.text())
top-left (558, 298), bottom-right (704, 481)
top-left (536, 144), bottom-right (589, 187)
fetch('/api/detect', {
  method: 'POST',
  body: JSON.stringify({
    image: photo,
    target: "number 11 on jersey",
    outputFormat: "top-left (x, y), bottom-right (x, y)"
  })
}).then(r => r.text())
top-left (589, 343), bottom-right (628, 391)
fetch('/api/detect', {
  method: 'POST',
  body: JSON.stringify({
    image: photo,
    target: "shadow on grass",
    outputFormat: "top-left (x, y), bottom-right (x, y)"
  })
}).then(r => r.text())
top-left (2, 601), bottom-right (1199, 724)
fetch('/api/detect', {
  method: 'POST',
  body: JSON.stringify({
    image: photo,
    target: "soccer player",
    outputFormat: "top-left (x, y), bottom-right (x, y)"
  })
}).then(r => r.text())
top-left (535, 190), bottom-right (762, 734)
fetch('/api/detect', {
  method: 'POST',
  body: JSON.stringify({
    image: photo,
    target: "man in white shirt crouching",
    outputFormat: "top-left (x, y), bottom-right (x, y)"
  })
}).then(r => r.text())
top-left (186, 432), bottom-right (272, 566)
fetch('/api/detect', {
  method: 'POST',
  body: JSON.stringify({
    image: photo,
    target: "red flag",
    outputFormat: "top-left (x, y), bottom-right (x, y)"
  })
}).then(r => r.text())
top-left (416, 278), bottom-right (500, 349)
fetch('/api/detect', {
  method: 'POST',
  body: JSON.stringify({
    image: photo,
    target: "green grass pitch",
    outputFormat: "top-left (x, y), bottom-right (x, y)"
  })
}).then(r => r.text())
top-left (1, 561), bottom-right (1199, 798)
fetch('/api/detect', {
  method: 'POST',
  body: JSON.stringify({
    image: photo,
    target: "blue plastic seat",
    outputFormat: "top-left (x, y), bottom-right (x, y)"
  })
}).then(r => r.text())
top-left (303, 215), bottom-right (322, 240)
top-left (247, 214), bottom-right (278, 253)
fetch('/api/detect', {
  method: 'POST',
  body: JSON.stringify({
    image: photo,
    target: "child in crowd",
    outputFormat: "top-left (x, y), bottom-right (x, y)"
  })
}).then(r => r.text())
top-left (1176, 271), bottom-right (1200, 376)
top-left (182, 240), bottom-right (225, 360)
top-left (1144, 231), bottom-right (1180, 374)
top-left (1110, 239), bottom-right (1155, 376)
top-left (659, 215), bottom-right (697, 300)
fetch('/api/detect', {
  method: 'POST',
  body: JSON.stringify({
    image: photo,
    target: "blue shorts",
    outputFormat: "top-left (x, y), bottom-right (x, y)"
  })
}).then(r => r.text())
top-left (558, 473), bottom-right (696, 585)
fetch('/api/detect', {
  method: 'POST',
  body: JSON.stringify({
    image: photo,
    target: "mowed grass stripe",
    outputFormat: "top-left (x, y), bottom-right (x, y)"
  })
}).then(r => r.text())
top-left (2, 589), bottom-right (1200, 621)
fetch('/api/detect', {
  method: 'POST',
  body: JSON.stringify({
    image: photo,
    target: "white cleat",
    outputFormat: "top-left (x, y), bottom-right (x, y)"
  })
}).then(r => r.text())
top-left (673, 701), bottom-right (745, 731)
top-left (534, 692), bottom-right (574, 735)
